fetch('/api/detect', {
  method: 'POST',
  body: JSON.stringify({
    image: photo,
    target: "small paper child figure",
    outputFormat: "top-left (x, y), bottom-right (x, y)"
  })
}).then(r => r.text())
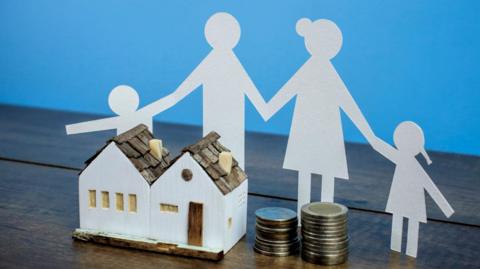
top-left (66, 85), bottom-right (165, 135)
top-left (371, 121), bottom-right (454, 258)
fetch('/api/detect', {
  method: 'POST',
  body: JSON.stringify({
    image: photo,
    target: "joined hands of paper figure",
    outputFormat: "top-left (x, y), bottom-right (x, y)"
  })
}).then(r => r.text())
top-left (65, 12), bottom-right (454, 259)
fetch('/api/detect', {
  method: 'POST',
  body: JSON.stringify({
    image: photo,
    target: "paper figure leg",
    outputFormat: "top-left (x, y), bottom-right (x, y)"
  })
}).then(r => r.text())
top-left (321, 175), bottom-right (335, 202)
top-left (406, 219), bottom-right (419, 258)
top-left (390, 214), bottom-right (403, 252)
top-left (297, 171), bottom-right (311, 222)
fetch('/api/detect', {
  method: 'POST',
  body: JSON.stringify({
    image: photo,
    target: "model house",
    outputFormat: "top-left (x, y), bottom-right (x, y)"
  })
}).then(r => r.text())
top-left (76, 124), bottom-right (248, 257)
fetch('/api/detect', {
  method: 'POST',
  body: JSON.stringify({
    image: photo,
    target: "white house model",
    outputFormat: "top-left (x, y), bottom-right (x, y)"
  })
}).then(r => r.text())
top-left (75, 124), bottom-right (248, 258)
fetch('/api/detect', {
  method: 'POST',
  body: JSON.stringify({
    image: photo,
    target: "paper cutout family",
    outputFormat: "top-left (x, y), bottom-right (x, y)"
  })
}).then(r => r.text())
top-left (66, 12), bottom-right (454, 258)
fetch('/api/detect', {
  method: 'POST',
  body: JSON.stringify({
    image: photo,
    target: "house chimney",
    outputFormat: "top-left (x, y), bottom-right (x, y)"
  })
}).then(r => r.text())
top-left (149, 139), bottom-right (163, 159)
top-left (219, 151), bottom-right (233, 175)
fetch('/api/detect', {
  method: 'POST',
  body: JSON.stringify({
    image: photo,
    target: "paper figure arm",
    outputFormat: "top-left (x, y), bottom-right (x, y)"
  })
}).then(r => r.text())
top-left (242, 70), bottom-right (270, 121)
top-left (65, 116), bottom-right (120, 135)
top-left (337, 81), bottom-right (376, 144)
top-left (370, 137), bottom-right (401, 164)
top-left (140, 57), bottom-right (206, 116)
top-left (423, 174), bottom-right (455, 218)
top-left (261, 76), bottom-right (298, 121)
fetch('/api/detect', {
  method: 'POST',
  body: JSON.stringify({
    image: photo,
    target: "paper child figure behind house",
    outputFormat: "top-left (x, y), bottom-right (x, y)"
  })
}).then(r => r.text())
top-left (66, 85), bottom-right (164, 135)
top-left (371, 121), bottom-right (454, 258)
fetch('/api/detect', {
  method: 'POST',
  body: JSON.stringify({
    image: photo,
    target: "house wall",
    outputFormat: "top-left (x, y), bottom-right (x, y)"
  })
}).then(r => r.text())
top-left (223, 180), bottom-right (248, 253)
top-left (79, 143), bottom-right (150, 237)
top-left (149, 154), bottom-right (225, 250)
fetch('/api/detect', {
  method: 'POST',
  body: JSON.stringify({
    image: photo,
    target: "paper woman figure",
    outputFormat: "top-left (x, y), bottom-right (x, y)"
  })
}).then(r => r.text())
top-left (143, 12), bottom-right (268, 169)
top-left (260, 18), bottom-right (376, 214)
top-left (371, 121), bottom-right (454, 258)
top-left (66, 85), bottom-right (167, 135)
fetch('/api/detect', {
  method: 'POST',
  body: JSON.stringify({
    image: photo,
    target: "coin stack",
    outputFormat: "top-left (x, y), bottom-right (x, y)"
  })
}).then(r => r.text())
top-left (254, 207), bottom-right (300, 256)
top-left (301, 202), bottom-right (349, 265)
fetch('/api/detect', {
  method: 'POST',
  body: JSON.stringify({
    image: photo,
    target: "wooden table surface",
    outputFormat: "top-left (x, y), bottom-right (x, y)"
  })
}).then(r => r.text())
top-left (0, 104), bottom-right (479, 268)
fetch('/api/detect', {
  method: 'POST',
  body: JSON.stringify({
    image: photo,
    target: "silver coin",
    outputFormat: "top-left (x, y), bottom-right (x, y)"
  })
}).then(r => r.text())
top-left (301, 229), bottom-right (347, 238)
top-left (256, 218), bottom-right (298, 229)
top-left (255, 236), bottom-right (299, 245)
top-left (255, 240), bottom-right (300, 250)
top-left (302, 242), bottom-right (349, 254)
top-left (302, 235), bottom-right (348, 245)
top-left (255, 231), bottom-right (298, 240)
top-left (302, 236), bottom-right (349, 245)
top-left (256, 223), bottom-right (297, 233)
top-left (254, 245), bottom-right (299, 257)
top-left (301, 224), bottom-right (348, 234)
top-left (301, 216), bottom-right (347, 225)
top-left (301, 212), bottom-right (347, 221)
top-left (255, 207), bottom-right (297, 222)
top-left (254, 244), bottom-right (299, 253)
top-left (256, 231), bottom-right (298, 242)
top-left (301, 202), bottom-right (348, 219)
top-left (301, 250), bottom-right (348, 265)
top-left (255, 237), bottom-right (299, 247)
top-left (302, 241), bottom-right (348, 253)
top-left (302, 221), bottom-right (348, 230)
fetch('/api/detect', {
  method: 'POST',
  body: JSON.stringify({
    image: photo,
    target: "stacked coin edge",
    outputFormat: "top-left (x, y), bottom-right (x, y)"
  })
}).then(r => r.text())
top-left (300, 202), bottom-right (349, 265)
top-left (254, 207), bottom-right (300, 257)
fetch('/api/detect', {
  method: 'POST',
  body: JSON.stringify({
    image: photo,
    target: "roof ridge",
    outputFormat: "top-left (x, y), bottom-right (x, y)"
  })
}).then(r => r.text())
top-left (113, 124), bottom-right (149, 143)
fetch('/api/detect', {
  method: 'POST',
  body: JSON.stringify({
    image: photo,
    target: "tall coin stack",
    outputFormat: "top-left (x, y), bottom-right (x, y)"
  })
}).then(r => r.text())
top-left (254, 207), bottom-right (300, 256)
top-left (301, 202), bottom-right (349, 265)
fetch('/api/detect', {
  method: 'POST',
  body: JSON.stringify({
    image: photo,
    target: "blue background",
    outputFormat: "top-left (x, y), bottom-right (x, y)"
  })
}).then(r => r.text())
top-left (1, 1), bottom-right (479, 155)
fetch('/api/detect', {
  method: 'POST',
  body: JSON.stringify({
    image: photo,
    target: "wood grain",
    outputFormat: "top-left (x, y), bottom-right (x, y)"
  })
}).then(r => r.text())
top-left (0, 160), bottom-right (478, 268)
top-left (0, 104), bottom-right (478, 226)
top-left (73, 230), bottom-right (223, 261)
top-left (188, 202), bottom-right (204, 247)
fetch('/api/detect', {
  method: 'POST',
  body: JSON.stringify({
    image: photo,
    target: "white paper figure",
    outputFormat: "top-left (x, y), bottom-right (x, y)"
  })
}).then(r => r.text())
top-left (142, 12), bottom-right (269, 169)
top-left (65, 85), bottom-right (168, 135)
top-left (259, 18), bottom-right (376, 215)
top-left (371, 121), bottom-right (454, 258)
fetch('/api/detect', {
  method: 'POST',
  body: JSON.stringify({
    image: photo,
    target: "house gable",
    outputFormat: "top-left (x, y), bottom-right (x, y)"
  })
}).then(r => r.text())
top-left (79, 142), bottom-right (151, 236)
top-left (182, 131), bottom-right (247, 195)
top-left (149, 153), bottom-right (225, 250)
top-left (80, 143), bottom-right (150, 188)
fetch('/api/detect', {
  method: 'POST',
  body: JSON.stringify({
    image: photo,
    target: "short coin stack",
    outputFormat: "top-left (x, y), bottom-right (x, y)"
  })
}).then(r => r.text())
top-left (301, 202), bottom-right (349, 265)
top-left (254, 207), bottom-right (300, 256)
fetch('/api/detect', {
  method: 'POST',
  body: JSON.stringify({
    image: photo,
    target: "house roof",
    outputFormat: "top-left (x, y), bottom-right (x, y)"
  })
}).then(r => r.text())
top-left (81, 126), bottom-right (247, 194)
top-left (182, 131), bottom-right (247, 195)
top-left (82, 124), bottom-right (171, 185)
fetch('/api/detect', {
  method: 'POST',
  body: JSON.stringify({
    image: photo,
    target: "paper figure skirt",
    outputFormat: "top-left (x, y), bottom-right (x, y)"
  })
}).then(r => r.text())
top-left (386, 165), bottom-right (428, 223)
top-left (282, 104), bottom-right (349, 180)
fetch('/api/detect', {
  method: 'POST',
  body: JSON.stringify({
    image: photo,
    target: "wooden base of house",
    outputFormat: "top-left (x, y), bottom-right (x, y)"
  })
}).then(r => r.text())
top-left (72, 229), bottom-right (224, 261)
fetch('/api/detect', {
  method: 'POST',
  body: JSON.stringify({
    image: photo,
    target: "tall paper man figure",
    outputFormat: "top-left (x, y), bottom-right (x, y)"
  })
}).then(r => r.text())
top-left (260, 18), bottom-right (376, 216)
top-left (66, 85), bottom-right (167, 135)
top-left (372, 121), bottom-right (454, 258)
top-left (145, 12), bottom-right (268, 169)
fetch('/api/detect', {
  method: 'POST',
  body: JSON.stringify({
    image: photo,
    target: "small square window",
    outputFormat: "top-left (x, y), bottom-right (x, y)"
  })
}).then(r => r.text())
top-left (129, 194), bottom-right (137, 213)
top-left (102, 191), bottom-right (109, 209)
top-left (88, 190), bottom-right (96, 208)
top-left (116, 193), bottom-right (124, 211)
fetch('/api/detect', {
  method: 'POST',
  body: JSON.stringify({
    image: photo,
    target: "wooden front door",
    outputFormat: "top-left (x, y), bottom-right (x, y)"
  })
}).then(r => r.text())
top-left (188, 202), bottom-right (203, 246)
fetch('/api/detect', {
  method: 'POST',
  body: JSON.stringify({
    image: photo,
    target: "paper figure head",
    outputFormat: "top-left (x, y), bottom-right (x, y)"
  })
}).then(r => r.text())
top-left (394, 121), bottom-right (432, 165)
top-left (205, 12), bottom-right (241, 50)
top-left (108, 85), bottom-right (140, 115)
top-left (296, 18), bottom-right (342, 59)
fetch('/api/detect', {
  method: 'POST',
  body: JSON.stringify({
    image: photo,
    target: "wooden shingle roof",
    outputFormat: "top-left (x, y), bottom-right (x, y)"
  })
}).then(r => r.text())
top-left (182, 131), bottom-right (247, 195)
top-left (82, 124), bottom-right (171, 185)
